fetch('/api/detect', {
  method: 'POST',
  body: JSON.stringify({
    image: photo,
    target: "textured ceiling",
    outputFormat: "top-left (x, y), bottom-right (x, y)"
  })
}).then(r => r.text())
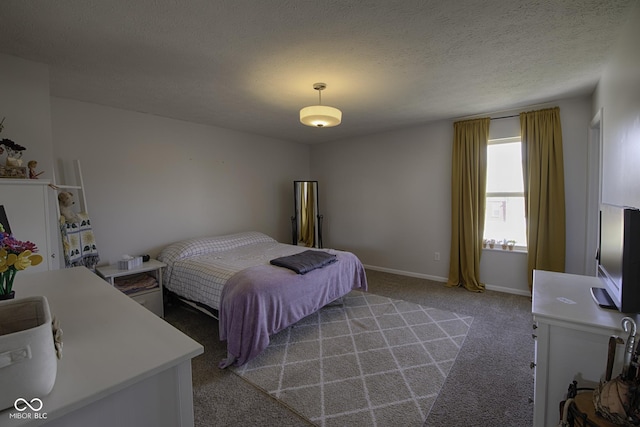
top-left (0, 0), bottom-right (636, 144)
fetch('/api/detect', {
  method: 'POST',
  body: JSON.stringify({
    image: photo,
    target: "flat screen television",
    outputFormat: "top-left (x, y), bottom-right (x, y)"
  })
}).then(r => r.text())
top-left (592, 203), bottom-right (640, 313)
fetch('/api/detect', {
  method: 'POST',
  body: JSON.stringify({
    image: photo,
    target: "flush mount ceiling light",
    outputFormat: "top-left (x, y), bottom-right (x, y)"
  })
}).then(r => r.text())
top-left (299, 83), bottom-right (342, 128)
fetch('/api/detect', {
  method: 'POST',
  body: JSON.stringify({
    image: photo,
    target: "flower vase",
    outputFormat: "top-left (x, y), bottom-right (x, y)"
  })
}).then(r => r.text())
top-left (0, 290), bottom-right (15, 300)
top-left (0, 270), bottom-right (17, 300)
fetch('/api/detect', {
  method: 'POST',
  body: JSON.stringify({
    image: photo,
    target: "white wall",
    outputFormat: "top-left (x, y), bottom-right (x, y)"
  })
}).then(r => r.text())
top-left (0, 54), bottom-right (54, 178)
top-left (593, 2), bottom-right (640, 208)
top-left (50, 98), bottom-right (310, 265)
top-left (0, 54), bottom-right (60, 266)
top-left (1, 52), bottom-right (312, 268)
top-left (5, 21), bottom-right (636, 295)
top-left (312, 96), bottom-right (593, 295)
top-left (311, 121), bottom-right (452, 280)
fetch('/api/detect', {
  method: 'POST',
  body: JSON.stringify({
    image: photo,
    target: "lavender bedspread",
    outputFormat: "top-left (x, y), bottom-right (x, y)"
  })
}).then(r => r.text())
top-left (218, 250), bottom-right (367, 367)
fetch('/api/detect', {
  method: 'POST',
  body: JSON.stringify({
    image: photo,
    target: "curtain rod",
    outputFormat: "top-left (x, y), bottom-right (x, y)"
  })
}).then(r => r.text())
top-left (455, 102), bottom-right (558, 122)
top-left (491, 114), bottom-right (519, 120)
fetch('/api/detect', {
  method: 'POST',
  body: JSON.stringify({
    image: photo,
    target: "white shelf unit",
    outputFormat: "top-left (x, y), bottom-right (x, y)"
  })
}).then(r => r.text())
top-left (52, 159), bottom-right (89, 218)
top-left (96, 259), bottom-right (166, 317)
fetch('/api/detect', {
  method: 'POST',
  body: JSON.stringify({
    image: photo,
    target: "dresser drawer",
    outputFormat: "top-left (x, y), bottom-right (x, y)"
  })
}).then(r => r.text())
top-left (130, 289), bottom-right (163, 317)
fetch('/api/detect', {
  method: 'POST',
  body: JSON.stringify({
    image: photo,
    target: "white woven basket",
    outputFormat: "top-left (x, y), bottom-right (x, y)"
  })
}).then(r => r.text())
top-left (0, 296), bottom-right (57, 411)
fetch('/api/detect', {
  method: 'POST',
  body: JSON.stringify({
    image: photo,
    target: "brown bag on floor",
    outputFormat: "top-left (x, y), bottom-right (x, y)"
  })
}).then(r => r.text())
top-left (593, 377), bottom-right (640, 426)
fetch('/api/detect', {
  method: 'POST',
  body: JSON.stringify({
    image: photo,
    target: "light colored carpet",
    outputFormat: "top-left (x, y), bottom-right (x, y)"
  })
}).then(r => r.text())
top-left (231, 291), bottom-right (473, 427)
top-left (163, 269), bottom-right (534, 426)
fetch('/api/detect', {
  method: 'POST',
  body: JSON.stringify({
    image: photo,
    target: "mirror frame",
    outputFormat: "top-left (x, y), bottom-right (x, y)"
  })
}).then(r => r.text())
top-left (291, 181), bottom-right (323, 248)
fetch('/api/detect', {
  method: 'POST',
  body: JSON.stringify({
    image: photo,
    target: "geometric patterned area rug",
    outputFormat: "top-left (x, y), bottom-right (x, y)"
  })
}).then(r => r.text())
top-left (231, 290), bottom-right (473, 427)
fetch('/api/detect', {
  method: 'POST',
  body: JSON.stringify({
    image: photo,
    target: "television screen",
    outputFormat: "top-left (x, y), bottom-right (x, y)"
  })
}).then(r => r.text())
top-left (594, 204), bottom-right (640, 313)
top-left (599, 204), bottom-right (624, 301)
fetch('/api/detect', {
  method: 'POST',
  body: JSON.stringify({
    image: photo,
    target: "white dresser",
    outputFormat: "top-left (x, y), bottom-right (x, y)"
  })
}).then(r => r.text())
top-left (531, 270), bottom-right (639, 427)
top-left (0, 267), bottom-right (203, 427)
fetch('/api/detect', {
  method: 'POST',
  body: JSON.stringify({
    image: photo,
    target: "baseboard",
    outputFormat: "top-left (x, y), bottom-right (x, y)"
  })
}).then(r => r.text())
top-left (363, 264), bottom-right (448, 283)
top-left (484, 284), bottom-right (531, 297)
top-left (363, 264), bottom-right (531, 297)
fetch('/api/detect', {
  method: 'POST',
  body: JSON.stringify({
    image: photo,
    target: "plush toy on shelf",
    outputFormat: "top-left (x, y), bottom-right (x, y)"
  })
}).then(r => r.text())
top-left (58, 191), bottom-right (81, 224)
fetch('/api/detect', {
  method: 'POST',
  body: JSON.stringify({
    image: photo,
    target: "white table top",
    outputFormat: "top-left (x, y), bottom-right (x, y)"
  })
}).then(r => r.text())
top-left (532, 269), bottom-right (640, 332)
top-left (0, 267), bottom-right (203, 426)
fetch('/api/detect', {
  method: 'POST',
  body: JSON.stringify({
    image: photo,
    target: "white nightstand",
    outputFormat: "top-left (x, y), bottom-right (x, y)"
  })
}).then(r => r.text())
top-left (96, 259), bottom-right (166, 317)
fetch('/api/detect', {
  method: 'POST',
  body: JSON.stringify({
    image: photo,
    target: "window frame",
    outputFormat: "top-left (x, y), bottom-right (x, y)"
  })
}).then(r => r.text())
top-left (484, 136), bottom-right (527, 251)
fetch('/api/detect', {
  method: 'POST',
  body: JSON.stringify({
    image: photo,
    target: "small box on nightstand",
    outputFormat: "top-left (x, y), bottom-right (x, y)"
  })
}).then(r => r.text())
top-left (117, 256), bottom-right (143, 270)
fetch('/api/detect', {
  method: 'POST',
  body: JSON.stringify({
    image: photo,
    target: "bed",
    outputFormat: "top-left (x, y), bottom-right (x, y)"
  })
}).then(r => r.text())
top-left (158, 231), bottom-right (368, 367)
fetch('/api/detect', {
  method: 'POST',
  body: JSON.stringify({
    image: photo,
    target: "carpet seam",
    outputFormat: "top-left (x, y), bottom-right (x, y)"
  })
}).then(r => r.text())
top-left (228, 367), bottom-right (317, 426)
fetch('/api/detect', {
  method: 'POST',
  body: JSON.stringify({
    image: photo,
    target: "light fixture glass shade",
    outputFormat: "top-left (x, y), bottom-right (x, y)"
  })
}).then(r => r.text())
top-left (300, 105), bottom-right (342, 127)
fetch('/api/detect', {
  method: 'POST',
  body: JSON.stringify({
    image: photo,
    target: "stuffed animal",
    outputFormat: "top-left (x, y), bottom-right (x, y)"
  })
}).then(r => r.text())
top-left (58, 191), bottom-right (81, 223)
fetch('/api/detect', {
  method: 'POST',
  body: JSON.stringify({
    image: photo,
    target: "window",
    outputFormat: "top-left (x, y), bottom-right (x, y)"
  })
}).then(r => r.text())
top-left (484, 137), bottom-right (527, 249)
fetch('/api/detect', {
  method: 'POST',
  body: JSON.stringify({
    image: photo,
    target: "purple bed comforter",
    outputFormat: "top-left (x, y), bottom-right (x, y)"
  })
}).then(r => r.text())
top-left (218, 250), bottom-right (367, 367)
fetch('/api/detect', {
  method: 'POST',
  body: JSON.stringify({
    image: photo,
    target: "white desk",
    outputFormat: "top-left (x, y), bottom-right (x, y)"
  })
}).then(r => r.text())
top-left (0, 267), bottom-right (203, 427)
top-left (531, 270), bottom-right (639, 427)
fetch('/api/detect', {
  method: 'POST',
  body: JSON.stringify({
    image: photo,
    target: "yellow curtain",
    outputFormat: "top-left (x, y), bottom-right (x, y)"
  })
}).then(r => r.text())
top-left (447, 118), bottom-right (490, 292)
top-left (520, 107), bottom-right (565, 292)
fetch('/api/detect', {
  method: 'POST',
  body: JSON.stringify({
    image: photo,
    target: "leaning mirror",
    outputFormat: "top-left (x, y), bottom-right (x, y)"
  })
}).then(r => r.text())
top-left (291, 181), bottom-right (323, 248)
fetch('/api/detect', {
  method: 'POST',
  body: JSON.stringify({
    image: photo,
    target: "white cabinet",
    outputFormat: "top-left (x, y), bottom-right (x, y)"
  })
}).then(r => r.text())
top-left (531, 270), bottom-right (639, 427)
top-left (1, 267), bottom-right (203, 427)
top-left (0, 180), bottom-right (55, 272)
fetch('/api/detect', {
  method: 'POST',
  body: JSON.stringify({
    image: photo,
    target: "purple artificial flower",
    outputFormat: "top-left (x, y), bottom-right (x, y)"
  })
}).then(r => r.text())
top-left (0, 232), bottom-right (39, 254)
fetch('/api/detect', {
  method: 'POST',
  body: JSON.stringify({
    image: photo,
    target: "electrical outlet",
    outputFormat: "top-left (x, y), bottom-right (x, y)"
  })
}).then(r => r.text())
top-left (434, 252), bottom-right (440, 261)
